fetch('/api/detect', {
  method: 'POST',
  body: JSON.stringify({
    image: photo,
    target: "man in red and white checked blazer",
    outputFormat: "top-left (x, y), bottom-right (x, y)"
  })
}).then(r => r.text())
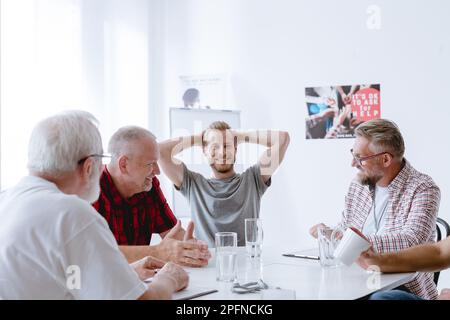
top-left (310, 118), bottom-right (441, 300)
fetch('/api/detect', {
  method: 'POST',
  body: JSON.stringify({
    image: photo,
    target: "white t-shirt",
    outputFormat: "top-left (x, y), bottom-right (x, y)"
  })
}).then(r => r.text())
top-left (362, 185), bottom-right (390, 236)
top-left (0, 176), bottom-right (147, 299)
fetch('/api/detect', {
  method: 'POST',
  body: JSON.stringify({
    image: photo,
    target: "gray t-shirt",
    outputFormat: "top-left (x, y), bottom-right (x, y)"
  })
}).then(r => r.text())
top-left (176, 164), bottom-right (271, 247)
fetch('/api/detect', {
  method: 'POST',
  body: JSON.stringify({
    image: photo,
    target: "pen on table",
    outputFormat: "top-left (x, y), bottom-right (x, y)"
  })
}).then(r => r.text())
top-left (145, 268), bottom-right (190, 283)
top-left (144, 268), bottom-right (161, 283)
top-left (282, 254), bottom-right (320, 260)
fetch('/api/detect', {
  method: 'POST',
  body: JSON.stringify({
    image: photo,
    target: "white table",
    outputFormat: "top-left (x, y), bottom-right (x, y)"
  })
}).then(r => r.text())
top-left (181, 246), bottom-right (415, 300)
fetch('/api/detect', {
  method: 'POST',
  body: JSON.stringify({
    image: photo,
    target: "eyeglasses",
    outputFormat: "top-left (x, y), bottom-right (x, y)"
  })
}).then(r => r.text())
top-left (77, 153), bottom-right (112, 165)
top-left (350, 148), bottom-right (393, 166)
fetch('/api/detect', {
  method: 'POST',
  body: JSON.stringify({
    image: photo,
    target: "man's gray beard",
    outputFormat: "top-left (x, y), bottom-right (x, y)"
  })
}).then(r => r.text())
top-left (358, 173), bottom-right (382, 187)
top-left (84, 171), bottom-right (101, 203)
top-left (360, 176), bottom-right (372, 186)
top-left (85, 182), bottom-right (100, 203)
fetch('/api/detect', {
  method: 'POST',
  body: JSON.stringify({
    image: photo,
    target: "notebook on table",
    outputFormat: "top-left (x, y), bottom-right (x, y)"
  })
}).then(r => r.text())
top-left (144, 277), bottom-right (218, 300)
top-left (173, 285), bottom-right (218, 300)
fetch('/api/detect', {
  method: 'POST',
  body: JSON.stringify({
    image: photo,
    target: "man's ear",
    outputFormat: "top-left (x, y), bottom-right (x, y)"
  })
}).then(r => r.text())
top-left (202, 147), bottom-right (209, 162)
top-left (118, 155), bottom-right (128, 174)
top-left (202, 145), bottom-right (214, 165)
top-left (202, 140), bottom-right (209, 155)
top-left (79, 157), bottom-right (94, 182)
top-left (383, 153), bottom-right (392, 168)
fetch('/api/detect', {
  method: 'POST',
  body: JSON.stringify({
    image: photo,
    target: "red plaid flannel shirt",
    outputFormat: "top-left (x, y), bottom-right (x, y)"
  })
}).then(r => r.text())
top-left (92, 166), bottom-right (177, 245)
top-left (341, 159), bottom-right (441, 300)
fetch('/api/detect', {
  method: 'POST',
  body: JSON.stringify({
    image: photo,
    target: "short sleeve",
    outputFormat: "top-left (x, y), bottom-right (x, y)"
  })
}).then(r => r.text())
top-left (63, 217), bottom-right (147, 300)
top-left (175, 163), bottom-right (195, 197)
top-left (247, 164), bottom-right (271, 197)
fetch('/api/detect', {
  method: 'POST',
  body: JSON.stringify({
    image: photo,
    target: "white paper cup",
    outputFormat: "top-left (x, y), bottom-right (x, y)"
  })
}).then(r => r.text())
top-left (333, 227), bottom-right (371, 266)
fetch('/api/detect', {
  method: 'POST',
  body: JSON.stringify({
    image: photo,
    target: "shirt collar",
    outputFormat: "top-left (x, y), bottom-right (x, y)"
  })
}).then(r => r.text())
top-left (101, 166), bottom-right (126, 206)
top-left (101, 166), bottom-right (156, 205)
top-left (388, 158), bottom-right (411, 192)
top-left (22, 175), bottom-right (60, 191)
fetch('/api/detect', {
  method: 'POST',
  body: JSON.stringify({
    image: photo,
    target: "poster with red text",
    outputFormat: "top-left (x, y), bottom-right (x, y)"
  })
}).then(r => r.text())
top-left (305, 84), bottom-right (381, 139)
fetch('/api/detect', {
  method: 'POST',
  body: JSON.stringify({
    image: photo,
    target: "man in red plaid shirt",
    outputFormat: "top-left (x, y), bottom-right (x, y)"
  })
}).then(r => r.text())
top-left (93, 126), bottom-right (211, 267)
top-left (310, 118), bottom-right (441, 299)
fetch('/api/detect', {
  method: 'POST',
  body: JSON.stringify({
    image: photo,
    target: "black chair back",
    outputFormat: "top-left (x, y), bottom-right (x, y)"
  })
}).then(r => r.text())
top-left (434, 217), bottom-right (450, 285)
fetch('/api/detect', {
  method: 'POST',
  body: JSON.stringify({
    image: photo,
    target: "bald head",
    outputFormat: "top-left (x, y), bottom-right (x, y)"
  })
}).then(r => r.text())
top-left (108, 126), bottom-right (156, 160)
top-left (107, 126), bottom-right (160, 198)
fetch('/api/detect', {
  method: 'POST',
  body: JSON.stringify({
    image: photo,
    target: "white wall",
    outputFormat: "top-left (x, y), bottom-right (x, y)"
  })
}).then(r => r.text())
top-left (0, 0), bottom-right (153, 189)
top-left (159, 0), bottom-right (450, 289)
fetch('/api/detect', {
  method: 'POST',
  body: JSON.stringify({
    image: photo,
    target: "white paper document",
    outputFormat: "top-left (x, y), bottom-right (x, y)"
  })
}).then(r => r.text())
top-left (144, 277), bottom-right (217, 300)
top-left (173, 285), bottom-right (218, 300)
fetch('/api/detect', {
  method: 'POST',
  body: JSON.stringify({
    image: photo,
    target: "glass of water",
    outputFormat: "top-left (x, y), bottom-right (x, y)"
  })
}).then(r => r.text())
top-left (215, 232), bottom-right (238, 282)
top-left (245, 218), bottom-right (263, 258)
top-left (317, 225), bottom-right (343, 268)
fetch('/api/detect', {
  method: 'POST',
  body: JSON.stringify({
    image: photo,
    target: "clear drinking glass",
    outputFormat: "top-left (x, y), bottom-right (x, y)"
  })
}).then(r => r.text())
top-left (245, 218), bottom-right (263, 258)
top-left (317, 225), bottom-right (344, 268)
top-left (215, 232), bottom-right (238, 282)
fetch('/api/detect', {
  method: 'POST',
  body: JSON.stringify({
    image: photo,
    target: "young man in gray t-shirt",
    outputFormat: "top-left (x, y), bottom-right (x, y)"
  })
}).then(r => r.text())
top-left (159, 121), bottom-right (290, 247)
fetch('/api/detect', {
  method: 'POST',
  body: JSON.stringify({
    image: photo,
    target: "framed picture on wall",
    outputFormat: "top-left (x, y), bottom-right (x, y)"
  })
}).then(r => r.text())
top-left (179, 74), bottom-right (230, 110)
top-left (305, 84), bottom-right (381, 139)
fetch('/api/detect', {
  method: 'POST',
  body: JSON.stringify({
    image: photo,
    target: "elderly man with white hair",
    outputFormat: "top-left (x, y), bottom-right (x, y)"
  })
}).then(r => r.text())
top-left (92, 126), bottom-right (211, 267)
top-left (0, 111), bottom-right (188, 299)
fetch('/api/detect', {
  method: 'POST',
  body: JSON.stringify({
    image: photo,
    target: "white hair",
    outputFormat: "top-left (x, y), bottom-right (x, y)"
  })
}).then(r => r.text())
top-left (27, 110), bottom-right (103, 176)
top-left (108, 126), bottom-right (156, 159)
